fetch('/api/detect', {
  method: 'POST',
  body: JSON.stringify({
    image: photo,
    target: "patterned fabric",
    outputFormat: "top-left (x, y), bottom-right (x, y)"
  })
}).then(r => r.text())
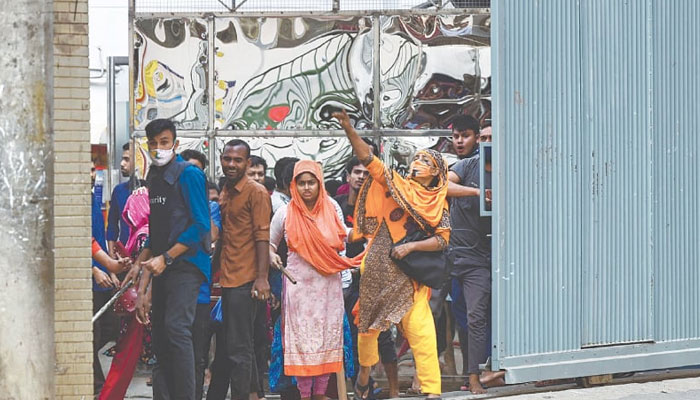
top-left (357, 222), bottom-right (414, 333)
top-left (269, 314), bottom-right (354, 393)
top-left (342, 313), bottom-right (355, 378)
top-left (384, 149), bottom-right (449, 234)
top-left (269, 318), bottom-right (296, 393)
top-left (353, 154), bottom-right (451, 333)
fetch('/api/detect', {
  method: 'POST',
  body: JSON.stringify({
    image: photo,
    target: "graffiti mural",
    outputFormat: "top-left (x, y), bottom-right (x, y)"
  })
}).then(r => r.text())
top-left (213, 137), bottom-right (354, 180)
top-left (132, 14), bottom-right (490, 132)
top-left (214, 16), bottom-right (374, 130)
top-left (134, 18), bottom-right (209, 130)
top-left (131, 13), bottom-right (491, 182)
top-left (379, 14), bottom-right (491, 129)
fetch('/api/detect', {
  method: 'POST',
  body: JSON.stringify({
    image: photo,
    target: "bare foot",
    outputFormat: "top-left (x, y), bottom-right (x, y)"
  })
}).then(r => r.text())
top-left (488, 377), bottom-right (505, 387)
top-left (469, 374), bottom-right (486, 395)
top-left (480, 370), bottom-right (506, 386)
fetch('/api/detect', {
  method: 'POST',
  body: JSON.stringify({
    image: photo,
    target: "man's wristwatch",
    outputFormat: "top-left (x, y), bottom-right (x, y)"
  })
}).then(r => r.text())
top-left (163, 252), bottom-right (174, 266)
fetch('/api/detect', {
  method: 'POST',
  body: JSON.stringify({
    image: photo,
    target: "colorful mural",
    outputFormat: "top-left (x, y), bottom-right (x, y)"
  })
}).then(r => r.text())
top-left (213, 16), bottom-right (374, 130)
top-left (132, 13), bottom-right (491, 179)
top-left (134, 18), bottom-right (209, 130)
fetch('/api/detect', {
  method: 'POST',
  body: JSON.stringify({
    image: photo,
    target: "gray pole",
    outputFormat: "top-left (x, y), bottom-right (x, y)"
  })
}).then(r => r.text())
top-left (0, 0), bottom-right (54, 397)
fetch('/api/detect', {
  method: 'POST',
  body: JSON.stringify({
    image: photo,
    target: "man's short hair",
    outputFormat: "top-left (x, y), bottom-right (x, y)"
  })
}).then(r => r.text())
top-left (280, 160), bottom-right (298, 191)
top-left (452, 114), bottom-right (480, 135)
top-left (345, 156), bottom-right (361, 174)
top-left (264, 176), bottom-right (276, 192)
top-left (223, 139), bottom-right (251, 158)
top-left (250, 155), bottom-right (268, 171)
top-left (122, 142), bottom-right (130, 151)
top-left (274, 157), bottom-right (300, 189)
top-left (181, 149), bottom-right (208, 169)
top-left (145, 119), bottom-right (177, 141)
top-left (325, 179), bottom-right (343, 197)
top-left (207, 180), bottom-right (219, 193)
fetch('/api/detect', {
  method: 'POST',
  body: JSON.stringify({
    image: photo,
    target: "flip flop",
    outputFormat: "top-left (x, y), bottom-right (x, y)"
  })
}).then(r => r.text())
top-left (354, 378), bottom-right (371, 400)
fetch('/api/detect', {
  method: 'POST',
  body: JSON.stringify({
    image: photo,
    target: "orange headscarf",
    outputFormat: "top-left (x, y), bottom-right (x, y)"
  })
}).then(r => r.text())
top-left (285, 160), bottom-right (363, 275)
top-left (356, 149), bottom-right (450, 237)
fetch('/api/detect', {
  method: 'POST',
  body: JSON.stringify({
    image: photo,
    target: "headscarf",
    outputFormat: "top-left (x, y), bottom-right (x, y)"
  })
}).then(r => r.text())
top-left (122, 187), bottom-right (150, 258)
top-left (285, 160), bottom-right (362, 275)
top-left (356, 149), bottom-right (449, 237)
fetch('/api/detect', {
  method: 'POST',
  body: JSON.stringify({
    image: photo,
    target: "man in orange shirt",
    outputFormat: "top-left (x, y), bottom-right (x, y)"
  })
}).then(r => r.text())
top-left (207, 139), bottom-right (272, 400)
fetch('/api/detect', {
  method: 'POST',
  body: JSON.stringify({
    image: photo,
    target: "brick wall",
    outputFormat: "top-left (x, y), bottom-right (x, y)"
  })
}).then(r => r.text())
top-left (53, 0), bottom-right (94, 398)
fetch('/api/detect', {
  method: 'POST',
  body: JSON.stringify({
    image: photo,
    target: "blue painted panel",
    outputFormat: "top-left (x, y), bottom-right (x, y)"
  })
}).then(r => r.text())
top-left (493, 0), bottom-right (700, 381)
top-left (580, 0), bottom-right (654, 347)
top-left (651, 0), bottom-right (700, 342)
top-left (492, 0), bottom-right (583, 361)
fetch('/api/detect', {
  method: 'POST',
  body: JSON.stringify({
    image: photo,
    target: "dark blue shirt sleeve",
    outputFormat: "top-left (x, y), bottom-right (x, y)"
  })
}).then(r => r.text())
top-left (210, 201), bottom-right (222, 231)
top-left (176, 166), bottom-right (211, 249)
top-left (105, 186), bottom-right (121, 242)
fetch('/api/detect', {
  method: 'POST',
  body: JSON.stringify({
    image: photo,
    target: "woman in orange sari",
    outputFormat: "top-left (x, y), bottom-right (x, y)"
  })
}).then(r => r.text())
top-left (269, 160), bottom-right (361, 400)
top-left (334, 110), bottom-right (455, 399)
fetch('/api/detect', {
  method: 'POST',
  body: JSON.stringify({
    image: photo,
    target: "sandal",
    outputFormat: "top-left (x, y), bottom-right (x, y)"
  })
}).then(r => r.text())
top-left (405, 387), bottom-right (422, 396)
top-left (354, 378), bottom-right (371, 400)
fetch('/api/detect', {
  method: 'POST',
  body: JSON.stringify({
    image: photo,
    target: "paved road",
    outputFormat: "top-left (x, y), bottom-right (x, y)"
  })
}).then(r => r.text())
top-left (493, 377), bottom-right (700, 400)
top-left (99, 342), bottom-right (700, 399)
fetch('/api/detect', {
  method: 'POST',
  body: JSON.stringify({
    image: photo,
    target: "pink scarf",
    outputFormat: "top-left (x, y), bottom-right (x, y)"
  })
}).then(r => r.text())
top-left (121, 188), bottom-right (150, 258)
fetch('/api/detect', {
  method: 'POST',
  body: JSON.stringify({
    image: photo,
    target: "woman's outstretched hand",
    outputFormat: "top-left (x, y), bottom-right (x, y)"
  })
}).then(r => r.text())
top-left (332, 109), bottom-right (352, 130)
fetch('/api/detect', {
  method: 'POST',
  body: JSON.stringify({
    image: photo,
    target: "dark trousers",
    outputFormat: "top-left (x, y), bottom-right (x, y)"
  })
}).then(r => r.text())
top-left (194, 302), bottom-right (214, 400)
top-left (457, 326), bottom-right (470, 375)
top-left (453, 266), bottom-right (491, 375)
top-left (253, 301), bottom-right (269, 397)
top-left (207, 282), bottom-right (259, 400)
top-left (151, 261), bottom-right (203, 400)
top-left (93, 290), bottom-right (118, 394)
top-left (428, 284), bottom-right (451, 355)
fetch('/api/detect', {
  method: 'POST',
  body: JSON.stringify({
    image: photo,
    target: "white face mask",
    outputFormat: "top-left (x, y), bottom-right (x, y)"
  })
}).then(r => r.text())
top-left (150, 145), bottom-right (175, 167)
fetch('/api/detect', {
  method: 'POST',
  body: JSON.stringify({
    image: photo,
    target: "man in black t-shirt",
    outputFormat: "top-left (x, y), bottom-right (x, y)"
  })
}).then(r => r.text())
top-left (447, 116), bottom-right (500, 394)
top-left (335, 157), bottom-right (400, 399)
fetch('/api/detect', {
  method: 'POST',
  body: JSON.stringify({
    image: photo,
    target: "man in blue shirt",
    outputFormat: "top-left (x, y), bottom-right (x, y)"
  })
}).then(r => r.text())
top-left (124, 119), bottom-right (211, 399)
top-left (181, 148), bottom-right (222, 400)
top-left (106, 142), bottom-right (133, 257)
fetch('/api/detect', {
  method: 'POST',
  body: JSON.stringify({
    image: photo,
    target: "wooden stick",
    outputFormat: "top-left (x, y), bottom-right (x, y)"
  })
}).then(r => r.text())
top-left (336, 365), bottom-right (348, 400)
top-left (275, 263), bottom-right (297, 284)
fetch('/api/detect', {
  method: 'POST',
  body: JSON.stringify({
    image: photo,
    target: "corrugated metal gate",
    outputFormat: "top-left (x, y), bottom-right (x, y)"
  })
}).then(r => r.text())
top-left (492, 0), bottom-right (700, 383)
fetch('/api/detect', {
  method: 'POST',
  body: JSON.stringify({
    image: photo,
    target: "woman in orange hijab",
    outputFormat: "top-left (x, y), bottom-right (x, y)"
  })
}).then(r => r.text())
top-left (334, 110), bottom-right (451, 399)
top-left (269, 160), bottom-right (361, 400)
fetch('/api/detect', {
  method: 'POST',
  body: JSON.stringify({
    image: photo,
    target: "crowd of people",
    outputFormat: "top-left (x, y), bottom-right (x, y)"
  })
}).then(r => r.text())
top-left (90, 111), bottom-right (495, 399)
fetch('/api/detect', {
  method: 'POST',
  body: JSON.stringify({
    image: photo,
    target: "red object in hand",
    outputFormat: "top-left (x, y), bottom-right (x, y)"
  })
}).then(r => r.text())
top-left (113, 287), bottom-right (138, 316)
top-left (115, 241), bottom-right (130, 259)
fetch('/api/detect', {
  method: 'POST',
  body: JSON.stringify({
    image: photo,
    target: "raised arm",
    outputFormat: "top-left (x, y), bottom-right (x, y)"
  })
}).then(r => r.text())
top-left (333, 110), bottom-right (372, 165)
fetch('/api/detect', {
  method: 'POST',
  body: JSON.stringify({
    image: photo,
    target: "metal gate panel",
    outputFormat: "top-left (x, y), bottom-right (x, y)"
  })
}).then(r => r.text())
top-left (580, 0), bottom-right (654, 347)
top-left (492, 0), bottom-right (583, 360)
top-left (130, 10), bottom-right (492, 183)
top-left (651, 0), bottom-right (700, 343)
top-left (493, 0), bottom-right (700, 383)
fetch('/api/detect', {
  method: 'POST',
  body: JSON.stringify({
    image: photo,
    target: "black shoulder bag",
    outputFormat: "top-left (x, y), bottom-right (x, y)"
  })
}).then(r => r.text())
top-left (390, 228), bottom-right (452, 289)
